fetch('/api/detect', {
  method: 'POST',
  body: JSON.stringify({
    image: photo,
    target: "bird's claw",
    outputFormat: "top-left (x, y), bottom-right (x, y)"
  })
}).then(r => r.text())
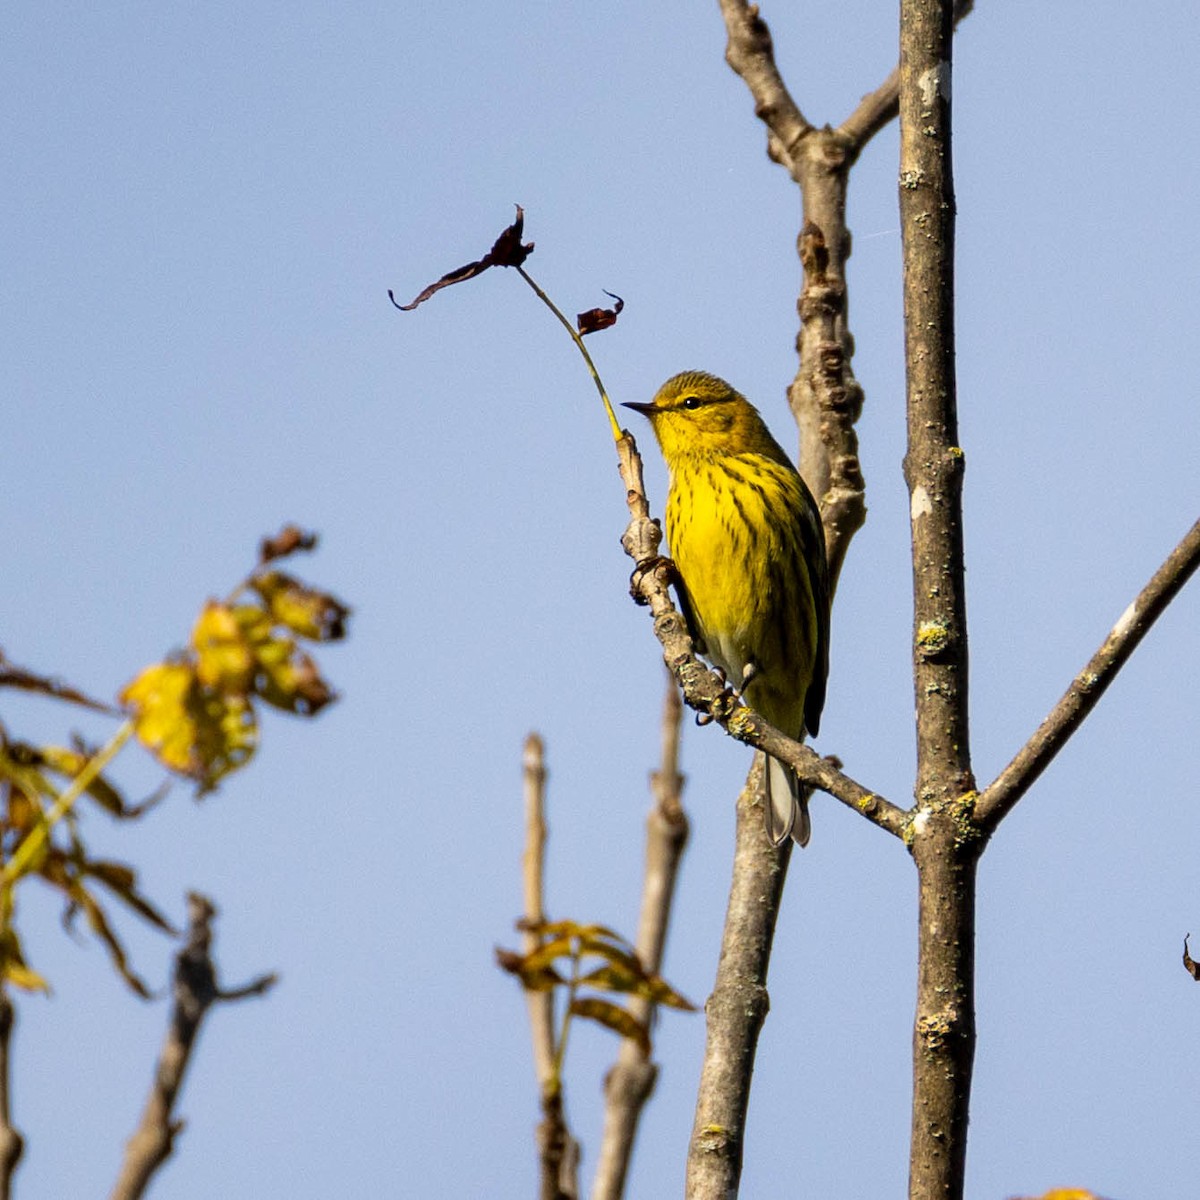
top-left (628, 555), bottom-right (678, 606)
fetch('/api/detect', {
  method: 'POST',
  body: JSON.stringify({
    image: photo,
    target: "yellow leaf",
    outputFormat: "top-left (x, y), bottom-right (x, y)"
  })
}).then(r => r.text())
top-left (568, 997), bottom-right (651, 1055)
top-left (35, 744), bottom-right (130, 817)
top-left (120, 661), bottom-right (257, 791)
top-left (495, 947), bottom-right (564, 992)
top-left (0, 928), bottom-right (50, 994)
top-left (4, 960), bottom-right (51, 993)
top-left (5, 783), bottom-right (43, 837)
top-left (193, 601), bottom-right (255, 693)
top-left (251, 570), bottom-right (350, 642)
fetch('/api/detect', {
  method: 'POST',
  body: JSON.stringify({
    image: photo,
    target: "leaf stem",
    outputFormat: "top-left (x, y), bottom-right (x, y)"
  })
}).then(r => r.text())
top-left (516, 267), bottom-right (623, 442)
top-left (551, 934), bottom-right (585, 1090)
top-left (1, 719), bottom-right (135, 887)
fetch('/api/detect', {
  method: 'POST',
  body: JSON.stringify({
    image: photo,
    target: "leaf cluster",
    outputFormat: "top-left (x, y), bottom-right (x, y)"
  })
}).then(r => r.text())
top-left (0, 524), bottom-right (348, 996)
top-left (497, 919), bottom-right (693, 1065)
top-left (121, 529), bottom-right (349, 794)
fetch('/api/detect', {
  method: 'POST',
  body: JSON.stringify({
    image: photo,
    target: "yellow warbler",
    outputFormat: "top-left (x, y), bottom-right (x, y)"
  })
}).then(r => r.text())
top-left (625, 371), bottom-right (830, 846)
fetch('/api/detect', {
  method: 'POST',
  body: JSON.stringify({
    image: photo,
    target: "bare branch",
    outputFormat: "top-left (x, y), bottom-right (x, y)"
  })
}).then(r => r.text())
top-left (897, 2), bottom-right (979, 1198)
top-left (521, 733), bottom-right (557, 1088)
top-left (976, 517), bottom-right (1200, 831)
top-left (110, 894), bottom-right (277, 1200)
top-left (593, 674), bottom-right (689, 1200)
top-left (0, 994), bottom-right (23, 1200)
top-left (686, 760), bottom-right (789, 1200)
top-left (518, 734), bottom-right (580, 1200)
top-left (716, 0), bottom-right (812, 173)
top-left (837, 67), bottom-right (901, 152)
top-left (837, 1), bottom-right (973, 150)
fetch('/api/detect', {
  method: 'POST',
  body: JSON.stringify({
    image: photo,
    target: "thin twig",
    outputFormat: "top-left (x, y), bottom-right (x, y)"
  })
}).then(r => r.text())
top-left (976, 517), bottom-right (1200, 831)
top-left (593, 674), bottom-right (689, 1200)
top-left (109, 893), bottom-right (277, 1200)
top-left (1, 719), bottom-right (135, 888)
top-left (0, 994), bottom-right (23, 1200)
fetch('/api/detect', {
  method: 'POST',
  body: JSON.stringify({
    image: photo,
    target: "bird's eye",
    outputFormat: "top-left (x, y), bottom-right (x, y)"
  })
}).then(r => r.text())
top-left (681, 396), bottom-right (701, 410)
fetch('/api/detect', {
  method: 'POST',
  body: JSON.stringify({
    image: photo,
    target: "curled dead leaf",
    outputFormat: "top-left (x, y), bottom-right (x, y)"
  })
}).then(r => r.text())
top-left (1184, 934), bottom-right (1199, 980)
top-left (390, 205), bottom-right (535, 311)
top-left (576, 291), bottom-right (624, 336)
top-left (259, 524), bottom-right (318, 564)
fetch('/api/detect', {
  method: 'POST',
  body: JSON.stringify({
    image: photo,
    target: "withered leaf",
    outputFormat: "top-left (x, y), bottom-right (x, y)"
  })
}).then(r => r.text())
top-left (495, 946), bottom-right (565, 992)
top-left (41, 850), bottom-right (154, 997)
top-left (578, 963), bottom-right (696, 1011)
top-left (120, 661), bottom-right (258, 793)
top-left (0, 652), bottom-right (117, 714)
top-left (576, 291), bottom-right (624, 336)
top-left (0, 927), bottom-right (50, 994)
top-left (1184, 934), bottom-right (1199, 980)
top-left (27, 743), bottom-right (158, 820)
top-left (85, 859), bottom-right (176, 934)
top-left (568, 997), bottom-right (651, 1056)
top-left (259, 524), bottom-right (318, 564)
top-left (517, 918), bottom-right (625, 943)
top-left (390, 205), bottom-right (535, 311)
top-left (251, 571), bottom-right (351, 642)
top-left (237, 606), bottom-right (336, 715)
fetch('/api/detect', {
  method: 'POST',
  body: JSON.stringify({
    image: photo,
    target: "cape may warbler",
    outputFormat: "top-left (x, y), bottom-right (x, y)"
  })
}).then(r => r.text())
top-left (625, 371), bottom-right (830, 846)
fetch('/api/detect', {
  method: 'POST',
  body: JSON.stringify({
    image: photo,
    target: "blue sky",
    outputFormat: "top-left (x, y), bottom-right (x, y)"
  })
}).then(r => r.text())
top-left (3, 3), bottom-right (1198, 1198)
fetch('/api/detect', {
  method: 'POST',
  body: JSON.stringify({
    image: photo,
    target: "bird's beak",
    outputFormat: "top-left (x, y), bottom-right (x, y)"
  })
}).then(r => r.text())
top-left (622, 401), bottom-right (655, 417)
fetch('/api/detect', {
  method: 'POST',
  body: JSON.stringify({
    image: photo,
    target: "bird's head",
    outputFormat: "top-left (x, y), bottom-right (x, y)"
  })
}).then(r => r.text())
top-left (624, 371), bottom-right (781, 465)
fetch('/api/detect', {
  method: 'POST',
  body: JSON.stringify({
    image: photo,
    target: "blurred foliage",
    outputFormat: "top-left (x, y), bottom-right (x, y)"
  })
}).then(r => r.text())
top-left (497, 918), bottom-right (694, 1074)
top-left (0, 525), bottom-right (348, 996)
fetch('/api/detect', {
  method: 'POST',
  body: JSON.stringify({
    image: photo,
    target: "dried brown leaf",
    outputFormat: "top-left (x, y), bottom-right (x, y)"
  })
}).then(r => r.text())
top-left (41, 851), bottom-right (153, 997)
top-left (495, 945), bottom-right (565, 992)
top-left (0, 652), bottom-right (117, 714)
top-left (576, 291), bottom-right (624, 335)
top-left (86, 859), bottom-right (176, 934)
top-left (389, 205), bottom-right (535, 311)
top-left (0, 927), bottom-right (49, 994)
top-left (1183, 934), bottom-right (1199, 980)
top-left (259, 524), bottom-right (318, 564)
top-left (568, 997), bottom-right (651, 1055)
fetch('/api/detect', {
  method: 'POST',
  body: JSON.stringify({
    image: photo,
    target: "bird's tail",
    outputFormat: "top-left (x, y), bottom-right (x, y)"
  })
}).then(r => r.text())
top-left (766, 754), bottom-right (811, 848)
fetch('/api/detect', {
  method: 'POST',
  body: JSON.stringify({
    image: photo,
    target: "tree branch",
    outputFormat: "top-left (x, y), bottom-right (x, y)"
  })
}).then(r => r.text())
top-left (686, 759), bottom-right (789, 1200)
top-left (109, 894), bottom-right (277, 1200)
top-left (653, 4), bottom-right (970, 1195)
top-left (897, 2), bottom-right (978, 1198)
top-left (617, 436), bottom-right (904, 837)
top-left (837, 1), bottom-right (973, 151)
top-left (522, 733), bottom-right (557, 1090)
top-left (519, 733), bottom-right (580, 1200)
top-left (593, 674), bottom-right (689, 1200)
top-left (716, 0), bottom-right (813, 173)
top-left (0, 994), bottom-right (23, 1200)
top-left (976, 517), bottom-right (1200, 831)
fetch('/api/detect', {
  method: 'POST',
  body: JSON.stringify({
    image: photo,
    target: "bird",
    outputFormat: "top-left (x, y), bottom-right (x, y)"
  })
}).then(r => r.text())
top-left (624, 370), bottom-right (829, 846)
